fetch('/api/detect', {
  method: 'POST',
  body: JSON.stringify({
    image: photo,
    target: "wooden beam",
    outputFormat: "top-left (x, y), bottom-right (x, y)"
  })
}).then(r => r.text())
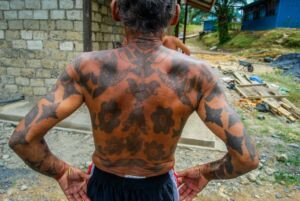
top-left (183, 3), bottom-right (189, 43)
top-left (83, 0), bottom-right (92, 52)
top-left (175, 0), bottom-right (181, 37)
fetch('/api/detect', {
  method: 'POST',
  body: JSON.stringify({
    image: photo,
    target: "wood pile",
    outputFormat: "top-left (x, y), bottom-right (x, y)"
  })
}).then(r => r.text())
top-left (232, 72), bottom-right (300, 122)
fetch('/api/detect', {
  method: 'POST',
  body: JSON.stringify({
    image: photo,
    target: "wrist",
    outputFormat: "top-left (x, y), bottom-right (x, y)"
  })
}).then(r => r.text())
top-left (54, 163), bottom-right (69, 181)
top-left (197, 164), bottom-right (213, 182)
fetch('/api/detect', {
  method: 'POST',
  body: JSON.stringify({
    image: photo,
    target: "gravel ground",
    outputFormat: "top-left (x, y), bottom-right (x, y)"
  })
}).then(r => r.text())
top-left (0, 120), bottom-right (299, 201)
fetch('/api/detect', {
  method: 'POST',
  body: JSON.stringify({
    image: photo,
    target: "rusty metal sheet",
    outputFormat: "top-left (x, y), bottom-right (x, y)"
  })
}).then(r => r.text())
top-left (186, 0), bottom-right (216, 11)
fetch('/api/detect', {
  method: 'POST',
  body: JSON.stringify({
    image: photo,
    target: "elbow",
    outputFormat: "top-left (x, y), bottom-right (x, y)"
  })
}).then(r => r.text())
top-left (9, 130), bottom-right (26, 151)
top-left (8, 134), bottom-right (18, 151)
top-left (238, 153), bottom-right (260, 173)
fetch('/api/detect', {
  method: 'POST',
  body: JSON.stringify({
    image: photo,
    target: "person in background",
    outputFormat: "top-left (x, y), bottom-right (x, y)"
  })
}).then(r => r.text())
top-left (163, 35), bottom-right (191, 55)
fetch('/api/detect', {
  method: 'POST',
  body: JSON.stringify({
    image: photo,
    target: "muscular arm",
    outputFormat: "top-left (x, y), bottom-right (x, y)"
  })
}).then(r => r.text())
top-left (9, 62), bottom-right (84, 179)
top-left (174, 37), bottom-right (191, 56)
top-left (197, 79), bottom-right (259, 180)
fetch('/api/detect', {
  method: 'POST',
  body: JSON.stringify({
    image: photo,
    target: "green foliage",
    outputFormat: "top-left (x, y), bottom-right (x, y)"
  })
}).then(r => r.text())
top-left (199, 29), bottom-right (300, 58)
top-left (275, 171), bottom-right (300, 185)
top-left (261, 70), bottom-right (300, 108)
top-left (283, 32), bottom-right (300, 48)
top-left (202, 32), bottom-right (219, 47)
top-left (213, 0), bottom-right (247, 43)
top-left (224, 31), bottom-right (258, 48)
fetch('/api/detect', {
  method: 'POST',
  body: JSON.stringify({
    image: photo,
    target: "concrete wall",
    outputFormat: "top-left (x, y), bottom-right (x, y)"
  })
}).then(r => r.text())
top-left (0, 0), bottom-right (84, 98)
top-left (91, 0), bottom-right (123, 51)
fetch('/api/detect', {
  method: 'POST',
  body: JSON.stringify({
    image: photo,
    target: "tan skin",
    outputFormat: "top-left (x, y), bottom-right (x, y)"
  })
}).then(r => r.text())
top-left (162, 35), bottom-right (191, 56)
top-left (9, 1), bottom-right (259, 201)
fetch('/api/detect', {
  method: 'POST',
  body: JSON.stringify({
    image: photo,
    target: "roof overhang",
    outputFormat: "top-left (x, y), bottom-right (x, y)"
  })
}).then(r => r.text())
top-left (186, 0), bottom-right (216, 12)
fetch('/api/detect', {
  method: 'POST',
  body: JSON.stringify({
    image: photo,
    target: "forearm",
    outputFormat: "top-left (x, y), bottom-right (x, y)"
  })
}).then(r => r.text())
top-left (199, 152), bottom-right (257, 181)
top-left (10, 138), bottom-right (68, 179)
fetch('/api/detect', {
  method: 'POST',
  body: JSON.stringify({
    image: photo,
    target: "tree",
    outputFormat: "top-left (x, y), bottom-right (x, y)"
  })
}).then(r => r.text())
top-left (212, 0), bottom-right (247, 44)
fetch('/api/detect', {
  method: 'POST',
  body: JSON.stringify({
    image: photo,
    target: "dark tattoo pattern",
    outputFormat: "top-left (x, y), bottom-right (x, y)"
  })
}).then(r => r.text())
top-left (225, 130), bottom-right (244, 155)
top-left (25, 105), bottom-right (39, 127)
top-left (151, 106), bottom-right (175, 134)
top-left (224, 155), bottom-right (234, 174)
top-left (98, 101), bottom-right (121, 133)
top-left (127, 79), bottom-right (159, 101)
top-left (122, 106), bottom-right (147, 134)
top-left (9, 127), bottom-right (30, 148)
top-left (36, 103), bottom-right (59, 123)
top-left (104, 136), bottom-right (125, 155)
top-left (204, 103), bottom-right (223, 127)
top-left (244, 130), bottom-right (256, 161)
top-left (59, 71), bottom-right (80, 99)
top-left (158, 61), bottom-right (195, 108)
top-left (172, 118), bottom-right (186, 138)
top-left (205, 83), bottom-right (222, 102)
top-left (228, 113), bottom-right (240, 129)
top-left (144, 141), bottom-right (165, 161)
top-left (23, 139), bottom-right (60, 177)
top-left (125, 133), bottom-right (143, 155)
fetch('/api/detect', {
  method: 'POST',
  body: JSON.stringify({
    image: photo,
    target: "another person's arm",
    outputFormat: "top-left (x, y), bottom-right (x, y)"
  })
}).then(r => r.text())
top-left (174, 37), bottom-right (191, 56)
top-left (9, 60), bottom-right (90, 201)
top-left (178, 72), bottom-right (259, 200)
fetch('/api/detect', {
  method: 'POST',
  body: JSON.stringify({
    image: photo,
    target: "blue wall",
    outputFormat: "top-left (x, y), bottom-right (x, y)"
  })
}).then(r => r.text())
top-left (242, 15), bottom-right (278, 30)
top-left (276, 0), bottom-right (300, 28)
top-left (242, 0), bottom-right (300, 31)
top-left (204, 20), bottom-right (217, 32)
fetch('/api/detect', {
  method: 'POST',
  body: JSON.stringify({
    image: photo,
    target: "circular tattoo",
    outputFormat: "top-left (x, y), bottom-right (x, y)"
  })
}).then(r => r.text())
top-left (144, 141), bottom-right (165, 161)
top-left (151, 106), bottom-right (175, 134)
top-left (104, 136), bottom-right (125, 155)
top-left (98, 101), bottom-right (121, 133)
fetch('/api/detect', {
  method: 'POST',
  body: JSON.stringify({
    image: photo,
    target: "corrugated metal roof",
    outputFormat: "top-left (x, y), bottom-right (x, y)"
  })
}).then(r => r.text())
top-left (186, 0), bottom-right (216, 11)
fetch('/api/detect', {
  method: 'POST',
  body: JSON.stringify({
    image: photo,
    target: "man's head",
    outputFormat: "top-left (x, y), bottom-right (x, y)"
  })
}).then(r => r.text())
top-left (111, 0), bottom-right (180, 34)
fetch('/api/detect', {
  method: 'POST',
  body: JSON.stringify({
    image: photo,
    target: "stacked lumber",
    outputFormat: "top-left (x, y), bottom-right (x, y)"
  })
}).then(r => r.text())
top-left (232, 72), bottom-right (300, 122)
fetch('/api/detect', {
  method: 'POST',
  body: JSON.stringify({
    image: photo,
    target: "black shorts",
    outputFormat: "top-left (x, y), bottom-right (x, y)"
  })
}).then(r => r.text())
top-left (87, 166), bottom-right (179, 201)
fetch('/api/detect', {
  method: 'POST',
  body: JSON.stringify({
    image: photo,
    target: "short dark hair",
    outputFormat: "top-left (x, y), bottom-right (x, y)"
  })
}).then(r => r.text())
top-left (117, 0), bottom-right (176, 33)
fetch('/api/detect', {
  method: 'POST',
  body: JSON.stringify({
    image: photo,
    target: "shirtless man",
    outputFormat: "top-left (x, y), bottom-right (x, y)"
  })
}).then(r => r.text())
top-left (163, 35), bottom-right (191, 55)
top-left (9, 0), bottom-right (259, 201)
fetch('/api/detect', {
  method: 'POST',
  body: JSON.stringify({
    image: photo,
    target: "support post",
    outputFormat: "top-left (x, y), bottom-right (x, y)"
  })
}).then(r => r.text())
top-left (183, 2), bottom-right (188, 43)
top-left (175, 0), bottom-right (181, 37)
top-left (83, 0), bottom-right (92, 52)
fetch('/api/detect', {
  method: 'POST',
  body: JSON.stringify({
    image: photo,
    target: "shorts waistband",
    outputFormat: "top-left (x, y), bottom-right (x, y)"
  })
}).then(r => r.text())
top-left (91, 166), bottom-right (172, 189)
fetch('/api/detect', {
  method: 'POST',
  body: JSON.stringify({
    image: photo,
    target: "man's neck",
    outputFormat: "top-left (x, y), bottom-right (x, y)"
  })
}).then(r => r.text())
top-left (125, 30), bottom-right (163, 48)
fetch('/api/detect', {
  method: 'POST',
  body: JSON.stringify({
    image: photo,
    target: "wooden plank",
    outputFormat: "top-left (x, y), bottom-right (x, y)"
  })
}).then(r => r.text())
top-left (235, 86), bottom-right (248, 98)
top-left (264, 99), bottom-right (296, 121)
top-left (233, 72), bottom-right (251, 84)
top-left (281, 98), bottom-right (300, 115)
top-left (238, 83), bottom-right (267, 87)
top-left (248, 95), bottom-right (287, 99)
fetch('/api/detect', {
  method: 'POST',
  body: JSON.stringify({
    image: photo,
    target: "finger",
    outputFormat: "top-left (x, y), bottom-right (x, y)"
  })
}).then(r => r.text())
top-left (178, 183), bottom-right (188, 195)
top-left (183, 178), bottom-right (199, 192)
top-left (66, 194), bottom-right (76, 201)
top-left (73, 192), bottom-right (82, 201)
top-left (186, 190), bottom-right (198, 201)
top-left (180, 187), bottom-right (192, 201)
top-left (79, 190), bottom-right (91, 201)
top-left (66, 185), bottom-right (80, 195)
top-left (177, 177), bottom-right (184, 186)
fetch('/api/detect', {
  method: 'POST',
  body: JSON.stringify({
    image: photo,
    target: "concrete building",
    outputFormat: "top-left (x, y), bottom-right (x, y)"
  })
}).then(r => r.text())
top-left (242, 0), bottom-right (300, 31)
top-left (0, 0), bottom-right (123, 98)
